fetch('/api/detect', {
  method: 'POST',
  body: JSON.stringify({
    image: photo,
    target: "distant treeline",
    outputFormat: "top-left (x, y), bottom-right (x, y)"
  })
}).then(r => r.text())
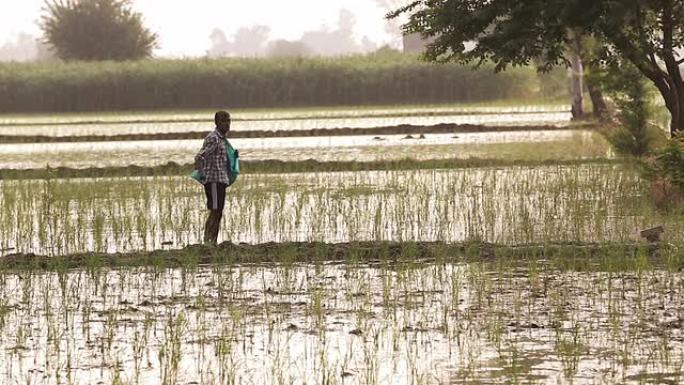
top-left (0, 52), bottom-right (567, 113)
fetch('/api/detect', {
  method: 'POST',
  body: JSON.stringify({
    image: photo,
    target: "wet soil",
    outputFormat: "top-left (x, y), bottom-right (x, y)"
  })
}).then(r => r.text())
top-left (0, 240), bottom-right (672, 271)
top-left (0, 157), bottom-right (619, 180)
top-left (0, 123), bottom-right (595, 143)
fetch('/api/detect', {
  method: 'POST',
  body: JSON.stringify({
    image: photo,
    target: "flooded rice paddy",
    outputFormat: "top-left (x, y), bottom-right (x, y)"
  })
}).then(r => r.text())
top-left (0, 103), bottom-right (568, 127)
top-left (3, 103), bottom-right (680, 385)
top-left (0, 112), bottom-right (571, 138)
top-left (0, 258), bottom-right (683, 384)
top-left (0, 130), bottom-right (608, 169)
top-left (0, 164), bottom-right (667, 257)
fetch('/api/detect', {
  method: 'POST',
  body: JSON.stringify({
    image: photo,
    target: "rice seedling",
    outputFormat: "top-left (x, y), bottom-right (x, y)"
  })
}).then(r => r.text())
top-left (0, 162), bottom-right (667, 259)
top-left (1, 102), bottom-right (682, 384)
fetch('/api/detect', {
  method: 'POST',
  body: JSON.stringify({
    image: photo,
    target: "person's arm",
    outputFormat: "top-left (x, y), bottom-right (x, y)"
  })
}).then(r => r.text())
top-left (194, 136), bottom-right (219, 170)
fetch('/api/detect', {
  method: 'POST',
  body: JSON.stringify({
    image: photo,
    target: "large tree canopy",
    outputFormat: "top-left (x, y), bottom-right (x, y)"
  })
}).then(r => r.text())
top-left (392, 0), bottom-right (684, 135)
top-left (41, 0), bottom-right (158, 61)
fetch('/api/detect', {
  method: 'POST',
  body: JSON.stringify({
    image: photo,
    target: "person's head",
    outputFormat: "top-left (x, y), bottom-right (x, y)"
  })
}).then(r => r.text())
top-left (215, 110), bottom-right (231, 135)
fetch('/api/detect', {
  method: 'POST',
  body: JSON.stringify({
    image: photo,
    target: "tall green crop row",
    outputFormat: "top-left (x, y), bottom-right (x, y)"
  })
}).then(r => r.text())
top-left (0, 52), bottom-right (563, 113)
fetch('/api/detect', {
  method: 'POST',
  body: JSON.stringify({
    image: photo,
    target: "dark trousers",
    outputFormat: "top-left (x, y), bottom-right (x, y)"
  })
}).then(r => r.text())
top-left (203, 182), bottom-right (227, 244)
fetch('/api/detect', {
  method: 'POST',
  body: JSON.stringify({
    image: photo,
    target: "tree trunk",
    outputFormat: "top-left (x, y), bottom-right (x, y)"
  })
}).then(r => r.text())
top-left (677, 93), bottom-right (684, 136)
top-left (568, 33), bottom-right (585, 120)
top-left (658, 5), bottom-right (684, 137)
top-left (655, 84), bottom-right (684, 136)
top-left (666, 90), bottom-right (683, 136)
top-left (670, 77), bottom-right (684, 136)
top-left (586, 82), bottom-right (609, 120)
top-left (603, 3), bottom-right (684, 137)
top-left (648, 70), bottom-right (683, 137)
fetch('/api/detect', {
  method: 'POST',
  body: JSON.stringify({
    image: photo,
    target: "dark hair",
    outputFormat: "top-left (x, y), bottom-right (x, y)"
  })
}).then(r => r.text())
top-left (215, 110), bottom-right (231, 125)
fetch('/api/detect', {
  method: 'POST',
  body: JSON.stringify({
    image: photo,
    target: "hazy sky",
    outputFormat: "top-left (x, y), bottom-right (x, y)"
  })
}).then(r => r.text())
top-left (0, 0), bottom-right (402, 57)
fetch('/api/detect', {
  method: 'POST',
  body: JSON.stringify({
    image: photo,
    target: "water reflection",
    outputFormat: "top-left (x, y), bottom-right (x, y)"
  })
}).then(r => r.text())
top-left (0, 111), bottom-right (571, 137)
top-left (0, 262), bottom-right (680, 384)
top-left (0, 130), bottom-right (606, 169)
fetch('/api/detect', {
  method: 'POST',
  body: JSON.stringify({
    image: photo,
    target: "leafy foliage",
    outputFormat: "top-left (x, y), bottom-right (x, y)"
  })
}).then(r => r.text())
top-left (392, 0), bottom-right (684, 134)
top-left (651, 139), bottom-right (684, 188)
top-left (390, 0), bottom-right (574, 71)
top-left (644, 138), bottom-right (684, 208)
top-left (41, 0), bottom-right (158, 61)
top-left (598, 61), bottom-right (655, 157)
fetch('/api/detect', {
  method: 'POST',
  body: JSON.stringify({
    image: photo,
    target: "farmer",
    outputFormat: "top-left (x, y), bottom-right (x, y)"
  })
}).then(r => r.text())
top-left (194, 110), bottom-right (233, 245)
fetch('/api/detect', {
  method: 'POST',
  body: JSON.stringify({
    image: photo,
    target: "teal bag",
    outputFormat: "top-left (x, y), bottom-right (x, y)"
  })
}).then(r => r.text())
top-left (190, 169), bottom-right (203, 183)
top-left (191, 139), bottom-right (240, 186)
top-left (226, 140), bottom-right (240, 186)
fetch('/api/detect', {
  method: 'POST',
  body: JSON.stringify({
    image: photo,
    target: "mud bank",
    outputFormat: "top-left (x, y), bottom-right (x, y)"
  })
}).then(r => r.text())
top-left (0, 157), bottom-right (619, 180)
top-left (0, 240), bottom-right (675, 271)
top-left (0, 123), bottom-right (594, 143)
top-left (0, 107), bottom-right (568, 127)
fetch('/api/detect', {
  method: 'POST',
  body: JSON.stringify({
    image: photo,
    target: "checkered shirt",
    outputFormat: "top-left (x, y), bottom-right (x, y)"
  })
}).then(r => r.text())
top-left (195, 129), bottom-right (230, 184)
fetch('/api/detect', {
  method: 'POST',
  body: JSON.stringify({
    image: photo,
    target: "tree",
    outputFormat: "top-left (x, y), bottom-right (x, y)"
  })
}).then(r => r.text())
top-left (266, 40), bottom-right (311, 57)
top-left (391, 0), bottom-right (684, 136)
top-left (207, 26), bottom-right (271, 57)
top-left (580, 35), bottom-right (610, 120)
top-left (567, 30), bottom-right (586, 119)
top-left (602, 61), bottom-right (655, 156)
top-left (300, 10), bottom-right (372, 55)
top-left (41, 0), bottom-right (158, 61)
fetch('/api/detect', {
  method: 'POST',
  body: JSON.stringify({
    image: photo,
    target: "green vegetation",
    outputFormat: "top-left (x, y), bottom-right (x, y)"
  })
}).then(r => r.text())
top-left (2, 102), bottom-right (683, 383)
top-left (393, 1), bottom-right (684, 134)
top-left (0, 244), bottom-right (683, 383)
top-left (0, 52), bottom-right (565, 113)
top-left (643, 139), bottom-right (684, 209)
top-left (651, 140), bottom-right (684, 190)
top-left (0, 77), bottom-right (676, 385)
top-left (597, 61), bottom-right (658, 157)
top-left (0, 164), bottom-right (669, 257)
top-left (0, 157), bottom-right (619, 180)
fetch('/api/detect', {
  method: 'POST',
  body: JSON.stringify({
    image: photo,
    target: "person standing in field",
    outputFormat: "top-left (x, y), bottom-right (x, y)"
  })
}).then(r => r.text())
top-left (194, 110), bottom-right (234, 245)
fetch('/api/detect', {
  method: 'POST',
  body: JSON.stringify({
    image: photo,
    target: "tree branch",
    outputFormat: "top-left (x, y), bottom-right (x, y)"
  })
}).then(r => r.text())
top-left (660, 2), bottom-right (683, 82)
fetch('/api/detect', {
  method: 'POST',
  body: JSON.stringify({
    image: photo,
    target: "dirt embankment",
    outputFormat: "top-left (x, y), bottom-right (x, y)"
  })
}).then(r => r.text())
top-left (0, 123), bottom-right (594, 144)
top-left (0, 158), bottom-right (619, 180)
top-left (0, 240), bottom-right (671, 271)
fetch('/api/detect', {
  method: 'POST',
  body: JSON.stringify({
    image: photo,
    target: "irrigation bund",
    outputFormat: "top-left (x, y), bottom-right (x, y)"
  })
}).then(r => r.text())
top-left (0, 122), bottom-right (591, 143)
top-left (0, 157), bottom-right (621, 180)
top-left (0, 107), bottom-right (569, 127)
top-left (0, 240), bottom-right (676, 271)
